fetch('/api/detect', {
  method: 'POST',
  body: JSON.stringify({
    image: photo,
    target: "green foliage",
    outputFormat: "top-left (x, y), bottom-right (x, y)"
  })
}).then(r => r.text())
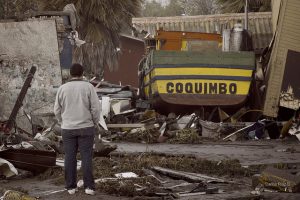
top-left (216, 0), bottom-right (271, 13)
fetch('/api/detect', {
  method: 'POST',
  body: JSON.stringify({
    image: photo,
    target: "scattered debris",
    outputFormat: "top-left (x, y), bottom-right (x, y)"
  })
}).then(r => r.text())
top-left (287, 108), bottom-right (300, 141)
top-left (223, 120), bottom-right (267, 141)
top-left (200, 120), bottom-right (221, 138)
top-left (0, 149), bottom-right (56, 174)
top-left (0, 158), bottom-right (18, 178)
top-left (115, 172), bottom-right (139, 179)
top-left (1, 5), bottom-right (299, 200)
top-left (0, 66), bottom-right (37, 135)
top-left (107, 123), bottom-right (145, 129)
top-left (167, 129), bottom-right (202, 144)
top-left (0, 190), bottom-right (37, 200)
top-left (34, 153), bottom-right (252, 197)
top-left (258, 166), bottom-right (300, 192)
top-left (151, 166), bottom-right (227, 183)
top-left (0, 77), bottom-right (298, 199)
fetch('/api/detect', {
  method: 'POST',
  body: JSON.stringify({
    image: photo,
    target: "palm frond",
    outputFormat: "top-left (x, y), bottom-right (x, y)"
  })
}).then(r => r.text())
top-left (42, 0), bottom-right (142, 76)
top-left (0, 0), bottom-right (40, 19)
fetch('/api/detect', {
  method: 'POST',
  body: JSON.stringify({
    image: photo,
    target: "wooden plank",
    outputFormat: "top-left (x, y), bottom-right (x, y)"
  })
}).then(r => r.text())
top-left (263, 0), bottom-right (289, 117)
top-left (284, 9), bottom-right (300, 16)
top-left (222, 120), bottom-right (266, 141)
top-left (279, 41), bottom-right (300, 49)
top-left (106, 124), bottom-right (145, 128)
top-left (31, 11), bottom-right (70, 17)
top-left (152, 166), bottom-right (227, 183)
top-left (281, 20), bottom-right (300, 29)
top-left (281, 30), bottom-right (300, 39)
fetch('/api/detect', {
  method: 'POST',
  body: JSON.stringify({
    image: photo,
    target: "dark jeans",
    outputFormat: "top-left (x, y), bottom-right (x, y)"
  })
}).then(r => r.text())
top-left (62, 127), bottom-right (95, 190)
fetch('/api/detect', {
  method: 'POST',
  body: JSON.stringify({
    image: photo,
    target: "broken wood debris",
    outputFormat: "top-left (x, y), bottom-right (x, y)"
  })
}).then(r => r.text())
top-left (106, 123), bottom-right (145, 129)
top-left (0, 190), bottom-right (37, 200)
top-left (0, 158), bottom-right (18, 178)
top-left (90, 81), bottom-right (287, 143)
top-left (0, 76), bottom-right (299, 199)
top-left (258, 166), bottom-right (300, 193)
top-left (222, 119), bottom-right (267, 141)
top-left (152, 166), bottom-right (228, 183)
top-left (0, 149), bottom-right (56, 174)
top-left (0, 78), bottom-right (283, 149)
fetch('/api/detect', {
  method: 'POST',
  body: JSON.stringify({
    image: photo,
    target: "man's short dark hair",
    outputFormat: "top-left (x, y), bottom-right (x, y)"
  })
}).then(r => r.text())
top-left (70, 63), bottom-right (84, 77)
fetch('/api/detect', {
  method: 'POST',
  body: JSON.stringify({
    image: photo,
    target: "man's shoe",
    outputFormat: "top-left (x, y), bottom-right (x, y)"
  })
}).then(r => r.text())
top-left (85, 188), bottom-right (95, 195)
top-left (67, 188), bottom-right (76, 195)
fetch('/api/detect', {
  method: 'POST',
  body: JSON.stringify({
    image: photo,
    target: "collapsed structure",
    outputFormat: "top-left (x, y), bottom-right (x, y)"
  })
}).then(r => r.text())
top-left (0, 0), bottom-right (300, 199)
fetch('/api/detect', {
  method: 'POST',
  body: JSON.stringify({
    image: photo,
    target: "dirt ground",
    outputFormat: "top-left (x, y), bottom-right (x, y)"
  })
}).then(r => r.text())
top-left (2, 178), bottom-right (300, 200)
top-left (112, 139), bottom-right (300, 166)
top-left (1, 178), bottom-right (130, 200)
top-left (1, 139), bottom-right (300, 200)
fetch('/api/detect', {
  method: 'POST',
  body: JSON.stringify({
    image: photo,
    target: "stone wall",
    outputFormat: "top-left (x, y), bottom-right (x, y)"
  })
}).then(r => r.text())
top-left (0, 19), bottom-right (62, 133)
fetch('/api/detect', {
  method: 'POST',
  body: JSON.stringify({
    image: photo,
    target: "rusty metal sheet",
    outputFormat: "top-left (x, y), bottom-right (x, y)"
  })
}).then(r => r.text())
top-left (103, 35), bottom-right (145, 87)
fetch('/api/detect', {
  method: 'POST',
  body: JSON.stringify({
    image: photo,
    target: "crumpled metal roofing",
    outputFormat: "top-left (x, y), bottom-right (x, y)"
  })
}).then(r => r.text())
top-left (132, 12), bottom-right (272, 51)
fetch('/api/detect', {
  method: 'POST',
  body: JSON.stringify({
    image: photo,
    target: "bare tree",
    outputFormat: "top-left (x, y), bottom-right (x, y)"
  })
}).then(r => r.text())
top-left (0, 0), bottom-right (39, 19)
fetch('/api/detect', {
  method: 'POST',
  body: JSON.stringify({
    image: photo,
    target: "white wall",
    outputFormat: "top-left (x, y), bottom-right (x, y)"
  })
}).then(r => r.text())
top-left (0, 19), bottom-right (62, 132)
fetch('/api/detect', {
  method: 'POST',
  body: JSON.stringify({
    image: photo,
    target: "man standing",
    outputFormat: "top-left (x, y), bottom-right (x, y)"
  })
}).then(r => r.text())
top-left (54, 63), bottom-right (100, 195)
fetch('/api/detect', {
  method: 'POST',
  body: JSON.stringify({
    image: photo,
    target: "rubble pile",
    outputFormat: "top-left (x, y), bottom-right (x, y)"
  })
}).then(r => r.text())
top-left (0, 189), bottom-right (37, 200)
top-left (167, 128), bottom-right (202, 144)
top-left (90, 80), bottom-right (300, 144)
top-left (0, 79), bottom-right (299, 199)
top-left (36, 153), bottom-right (252, 198)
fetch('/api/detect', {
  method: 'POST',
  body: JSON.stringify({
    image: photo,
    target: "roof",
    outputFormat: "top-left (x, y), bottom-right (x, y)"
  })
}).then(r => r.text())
top-left (132, 12), bottom-right (273, 51)
top-left (120, 34), bottom-right (144, 42)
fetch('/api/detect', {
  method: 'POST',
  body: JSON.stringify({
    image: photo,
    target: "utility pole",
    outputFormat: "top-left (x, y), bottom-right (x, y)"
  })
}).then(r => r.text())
top-left (245, 0), bottom-right (249, 30)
